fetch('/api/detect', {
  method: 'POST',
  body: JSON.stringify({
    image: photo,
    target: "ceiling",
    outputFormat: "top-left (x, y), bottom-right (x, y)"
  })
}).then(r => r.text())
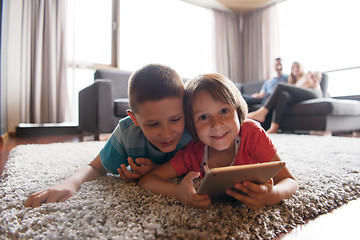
top-left (183, 0), bottom-right (285, 15)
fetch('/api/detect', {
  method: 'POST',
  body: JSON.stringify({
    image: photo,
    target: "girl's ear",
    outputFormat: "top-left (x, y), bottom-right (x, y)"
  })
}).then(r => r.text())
top-left (126, 109), bottom-right (140, 126)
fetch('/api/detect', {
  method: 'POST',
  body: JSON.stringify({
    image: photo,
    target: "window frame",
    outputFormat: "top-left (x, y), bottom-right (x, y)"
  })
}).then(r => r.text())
top-left (67, 0), bottom-right (120, 71)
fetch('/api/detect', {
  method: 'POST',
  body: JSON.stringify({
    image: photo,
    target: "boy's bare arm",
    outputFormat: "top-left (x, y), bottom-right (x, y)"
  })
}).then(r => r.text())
top-left (25, 154), bottom-right (106, 208)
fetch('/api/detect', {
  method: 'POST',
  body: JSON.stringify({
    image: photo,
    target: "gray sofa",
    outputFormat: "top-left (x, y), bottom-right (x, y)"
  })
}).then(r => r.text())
top-left (240, 74), bottom-right (360, 133)
top-left (79, 69), bottom-right (132, 135)
top-left (79, 69), bottom-right (360, 136)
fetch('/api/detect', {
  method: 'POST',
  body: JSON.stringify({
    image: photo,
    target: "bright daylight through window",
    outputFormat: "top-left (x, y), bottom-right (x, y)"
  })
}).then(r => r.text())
top-left (66, 0), bottom-right (214, 123)
top-left (278, 0), bottom-right (360, 96)
top-left (66, 0), bottom-right (360, 124)
top-left (119, 0), bottom-right (214, 79)
top-left (66, 0), bottom-right (113, 122)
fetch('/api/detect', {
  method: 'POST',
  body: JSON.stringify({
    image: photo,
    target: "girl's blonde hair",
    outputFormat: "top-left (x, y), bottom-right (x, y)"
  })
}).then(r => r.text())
top-left (288, 61), bottom-right (304, 84)
top-left (184, 73), bottom-right (248, 140)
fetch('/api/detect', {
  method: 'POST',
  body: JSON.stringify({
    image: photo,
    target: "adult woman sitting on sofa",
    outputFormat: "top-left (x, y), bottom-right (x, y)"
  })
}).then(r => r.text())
top-left (248, 62), bottom-right (323, 133)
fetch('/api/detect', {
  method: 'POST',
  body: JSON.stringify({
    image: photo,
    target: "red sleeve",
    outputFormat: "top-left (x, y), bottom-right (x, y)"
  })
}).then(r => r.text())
top-left (169, 140), bottom-right (205, 177)
top-left (236, 119), bottom-right (277, 165)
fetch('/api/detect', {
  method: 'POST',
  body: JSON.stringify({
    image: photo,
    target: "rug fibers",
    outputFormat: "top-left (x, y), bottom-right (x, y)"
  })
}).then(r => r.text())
top-left (1, 134), bottom-right (360, 239)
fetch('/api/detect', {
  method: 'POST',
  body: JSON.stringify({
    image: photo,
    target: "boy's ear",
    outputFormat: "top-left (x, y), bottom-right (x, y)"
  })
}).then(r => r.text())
top-left (127, 109), bottom-right (140, 126)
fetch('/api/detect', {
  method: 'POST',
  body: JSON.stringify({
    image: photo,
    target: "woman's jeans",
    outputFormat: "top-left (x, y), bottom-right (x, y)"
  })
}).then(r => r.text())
top-left (263, 83), bottom-right (323, 124)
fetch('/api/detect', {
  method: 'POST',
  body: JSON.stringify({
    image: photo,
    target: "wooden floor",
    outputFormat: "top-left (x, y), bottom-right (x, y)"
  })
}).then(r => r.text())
top-left (1, 134), bottom-right (359, 239)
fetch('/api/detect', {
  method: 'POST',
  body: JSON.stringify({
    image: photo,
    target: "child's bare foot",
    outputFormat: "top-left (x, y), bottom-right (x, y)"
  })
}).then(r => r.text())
top-left (247, 107), bottom-right (268, 123)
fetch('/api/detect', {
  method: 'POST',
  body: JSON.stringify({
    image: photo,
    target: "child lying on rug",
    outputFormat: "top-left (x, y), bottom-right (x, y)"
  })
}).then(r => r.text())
top-left (25, 64), bottom-right (193, 207)
top-left (139, 73), bottom-right (299, 209)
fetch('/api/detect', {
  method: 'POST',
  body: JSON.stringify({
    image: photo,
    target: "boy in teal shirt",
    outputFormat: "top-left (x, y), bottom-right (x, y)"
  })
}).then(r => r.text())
top-left (25, 64), bottom-right (192, 207)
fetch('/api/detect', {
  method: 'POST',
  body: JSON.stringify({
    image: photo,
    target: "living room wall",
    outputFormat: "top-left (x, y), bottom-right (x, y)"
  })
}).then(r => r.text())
top-left (0, 0), bottom-right (6, 137)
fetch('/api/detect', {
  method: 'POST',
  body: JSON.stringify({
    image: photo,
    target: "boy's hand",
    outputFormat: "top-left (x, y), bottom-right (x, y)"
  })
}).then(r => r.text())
top-left (118, 157), bottom-right (158, 182)
top-left (226, 178), bottom-right (274, 210)
top-left (25, 182), bottom-right (77, 208)
top-left (176, 171), bottom-right (211, 210)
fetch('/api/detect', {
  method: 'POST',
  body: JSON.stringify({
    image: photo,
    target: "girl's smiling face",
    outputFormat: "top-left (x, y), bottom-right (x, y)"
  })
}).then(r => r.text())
top-left (192, 90), bottom-right (240, 151)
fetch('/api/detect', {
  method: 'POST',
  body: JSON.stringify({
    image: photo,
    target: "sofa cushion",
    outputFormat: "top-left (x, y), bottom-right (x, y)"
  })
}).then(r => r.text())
top-left (240, 81), bottom-right (264, 95)
top-left (114, 98), bottom-right (130, 117)
top-left (281, 115), bottom-right (360, 131)
top-left (286, 98), bottom-right (360, 116)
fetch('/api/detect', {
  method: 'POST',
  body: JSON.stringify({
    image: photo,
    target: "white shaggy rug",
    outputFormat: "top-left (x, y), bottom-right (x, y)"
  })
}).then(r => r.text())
top-left (1, 134), bottom-right (360, 239)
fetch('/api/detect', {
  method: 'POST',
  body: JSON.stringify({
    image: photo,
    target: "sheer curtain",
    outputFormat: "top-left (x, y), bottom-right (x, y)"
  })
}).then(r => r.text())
top-left (20, 0), bottom-right (69, 123)
top-left (213, 10), bottom-right (241, 83)
top-left (213, 4), bottom-right (280, 84)
top-left (241, 4), bottom-right (280, 83)
top-left (261, 4), bottom-right (279, 81)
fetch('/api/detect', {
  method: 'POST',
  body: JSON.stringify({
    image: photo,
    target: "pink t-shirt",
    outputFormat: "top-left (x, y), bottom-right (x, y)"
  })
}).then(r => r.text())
top-left (170, 119), bottom-right (277, 178)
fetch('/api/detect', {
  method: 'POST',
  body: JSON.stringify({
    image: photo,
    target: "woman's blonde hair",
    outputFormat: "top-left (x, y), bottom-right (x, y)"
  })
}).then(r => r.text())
top-left (288, 61), bottom-right (304, 84)
top-left (183, 73), bottom-right (248, 140)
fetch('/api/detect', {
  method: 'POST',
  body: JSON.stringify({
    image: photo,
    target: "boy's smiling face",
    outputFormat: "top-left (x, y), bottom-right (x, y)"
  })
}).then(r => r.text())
top-left (128, 97), bottom-right (185, 153)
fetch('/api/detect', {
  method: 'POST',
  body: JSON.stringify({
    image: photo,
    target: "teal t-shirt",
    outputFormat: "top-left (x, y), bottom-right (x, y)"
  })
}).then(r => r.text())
top-left (100, 116), bottom-right (192, 174)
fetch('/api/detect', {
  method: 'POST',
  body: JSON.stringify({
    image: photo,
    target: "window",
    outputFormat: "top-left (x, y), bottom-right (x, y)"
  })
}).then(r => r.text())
top-left (66, 0), bottom-right (113, 122)
top-left (66, 0), bottom-right (214, 123)
top-left (119, 0), bottom-right (214, 79)
top-left (67, 0), bottom-right (112, 65)
top-left (278, 0), bottom-right (360, 96)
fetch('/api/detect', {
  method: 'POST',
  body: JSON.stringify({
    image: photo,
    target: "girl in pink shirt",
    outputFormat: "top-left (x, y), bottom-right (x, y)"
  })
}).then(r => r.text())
top-left (139, 73), bottom-right (298, 209)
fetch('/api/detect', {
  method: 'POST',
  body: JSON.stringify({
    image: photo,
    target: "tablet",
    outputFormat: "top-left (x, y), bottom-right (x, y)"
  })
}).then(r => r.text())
top-left (197, 161), bottom-right (285, 198)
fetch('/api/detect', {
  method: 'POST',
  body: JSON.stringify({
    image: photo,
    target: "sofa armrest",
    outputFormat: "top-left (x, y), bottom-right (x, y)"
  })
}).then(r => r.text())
top-left (333, 95), bottom-right (360, 101)
top-left (78, 80), bottom-right (117, 134)
top-left (94, 69), bottom-right (131, 99)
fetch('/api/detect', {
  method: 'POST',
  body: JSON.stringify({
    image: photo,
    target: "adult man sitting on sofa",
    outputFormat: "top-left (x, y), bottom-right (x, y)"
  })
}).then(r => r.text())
top-left (243, 58), bottom-right (288, 106)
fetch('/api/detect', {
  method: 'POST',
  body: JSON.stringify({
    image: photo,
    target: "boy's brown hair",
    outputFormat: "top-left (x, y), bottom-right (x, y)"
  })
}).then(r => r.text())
top-left (184, 73), bottom-right (248, 140)
top-left (128, 64), bottom-right (184, 114)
